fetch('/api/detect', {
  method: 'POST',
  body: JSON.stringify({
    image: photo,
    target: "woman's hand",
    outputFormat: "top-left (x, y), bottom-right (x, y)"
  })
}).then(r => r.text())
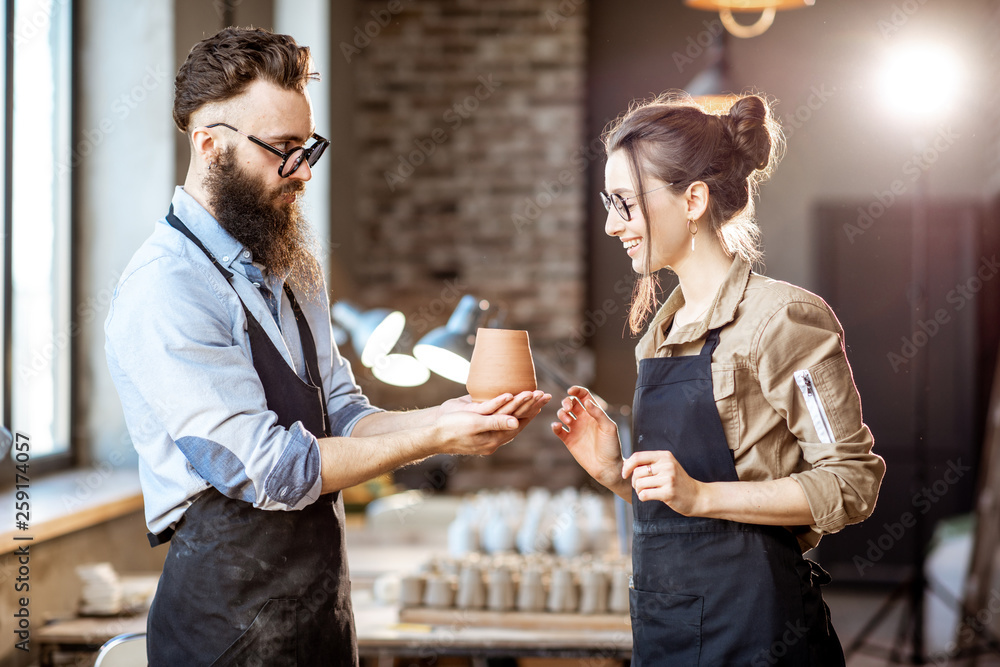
top-left (551, 386), bottom-right (628, 498)
top-left (622, 450), bottom-right (707, 517)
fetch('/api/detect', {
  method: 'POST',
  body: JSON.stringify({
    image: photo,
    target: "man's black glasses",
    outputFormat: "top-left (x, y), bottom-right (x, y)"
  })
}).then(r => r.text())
top-left (205, 122), bottom-right (329, 178)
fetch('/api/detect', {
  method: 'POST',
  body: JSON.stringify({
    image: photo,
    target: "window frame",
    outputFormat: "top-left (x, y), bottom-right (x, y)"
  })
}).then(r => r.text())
top-left (2, 0), bottom-right (76, 476)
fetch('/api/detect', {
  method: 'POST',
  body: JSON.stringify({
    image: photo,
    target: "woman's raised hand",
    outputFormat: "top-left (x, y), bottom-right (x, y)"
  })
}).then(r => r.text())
top-left (551, 386), bottom-right (629, 498)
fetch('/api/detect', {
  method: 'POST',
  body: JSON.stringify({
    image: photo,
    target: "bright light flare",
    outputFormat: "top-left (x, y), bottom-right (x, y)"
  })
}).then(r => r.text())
top-left (877, 43), bottom-right (964, 120)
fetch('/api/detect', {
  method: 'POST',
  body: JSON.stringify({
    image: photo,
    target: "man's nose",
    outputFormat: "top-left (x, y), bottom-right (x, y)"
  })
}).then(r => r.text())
top-left (288, 159), bottom-right (312, 182)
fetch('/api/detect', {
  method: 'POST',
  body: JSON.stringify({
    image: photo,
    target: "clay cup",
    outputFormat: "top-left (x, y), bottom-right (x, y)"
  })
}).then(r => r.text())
top-left (466, 328), bottom-right (537, 402)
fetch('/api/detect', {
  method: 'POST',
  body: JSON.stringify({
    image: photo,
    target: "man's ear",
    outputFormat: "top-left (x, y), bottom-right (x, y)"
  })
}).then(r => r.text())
top-left (190, 126), bottom-right (218, 167)
top-left (686, 181), bottom-right (710, 221)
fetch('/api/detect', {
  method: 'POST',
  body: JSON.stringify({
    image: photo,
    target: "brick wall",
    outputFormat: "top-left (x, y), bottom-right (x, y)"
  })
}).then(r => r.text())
top-left (344, 0), bottom-right (592, 491)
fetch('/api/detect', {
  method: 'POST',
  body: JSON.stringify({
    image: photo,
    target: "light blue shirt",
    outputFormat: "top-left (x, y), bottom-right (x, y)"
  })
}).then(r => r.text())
top-left (105, 187), bottom-right (381, 535)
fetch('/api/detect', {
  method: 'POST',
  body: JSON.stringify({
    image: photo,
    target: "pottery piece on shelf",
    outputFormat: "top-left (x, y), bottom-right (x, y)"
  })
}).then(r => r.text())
top-left (447, 504), bottom-right (479, 557)
top-left (481, 506), bottom-right (516, 554)
top-left (578, 569), bottom-right (609, 615)
top-left (608, 568), bottom-right (631, 614)
top-left (465, 328), bottom-right (537, 402)
top-left (516, 568), bottom-right (546, 612)
top-left (424, 574), bottom-right (456, 609)
top-left (456, 564), bottom-right (486, 610)
top-left (399, 574), bottom-right (426, 608)
top-left (486, 566), bottom-right (516, 612)
top-left (546, 567), bottom-right (579, 613)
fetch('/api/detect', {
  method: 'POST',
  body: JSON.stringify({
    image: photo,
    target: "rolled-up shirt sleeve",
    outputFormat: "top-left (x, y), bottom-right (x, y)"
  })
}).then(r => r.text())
top-left (755, 299), bottom-right (886, 535)
top-left (108, 255), bottom-right (323, 511)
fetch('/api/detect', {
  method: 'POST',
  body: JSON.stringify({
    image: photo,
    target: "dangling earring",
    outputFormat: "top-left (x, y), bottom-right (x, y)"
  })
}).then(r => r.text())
top-left (687, 219), bottom-right (698, 252)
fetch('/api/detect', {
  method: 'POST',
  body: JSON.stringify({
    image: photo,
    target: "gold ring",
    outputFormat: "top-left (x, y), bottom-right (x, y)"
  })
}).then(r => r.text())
top-left (646, 464), bottom-right (653, 476)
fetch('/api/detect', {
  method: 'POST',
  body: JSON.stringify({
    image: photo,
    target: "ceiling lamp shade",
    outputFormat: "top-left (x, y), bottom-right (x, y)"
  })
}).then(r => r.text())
top-left (685, 0), bottom-right (815, 39)
top-left (685, 0), bottom-right (813, 8)
top-left (331, 302), bottom-right (406, 369)
top-left (413, 295), bottom-right (489, 384)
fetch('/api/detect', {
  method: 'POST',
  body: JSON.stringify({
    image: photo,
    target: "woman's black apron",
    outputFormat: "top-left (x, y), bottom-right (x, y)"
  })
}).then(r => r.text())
top-left (629, 327), bottom-right (845, 666)
top-left (144, 207), bottom-right (357, 666)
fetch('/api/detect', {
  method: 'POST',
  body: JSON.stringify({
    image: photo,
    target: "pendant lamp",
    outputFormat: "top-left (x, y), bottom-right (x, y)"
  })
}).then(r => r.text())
top-left (685, 0), bottom-right (815, 39)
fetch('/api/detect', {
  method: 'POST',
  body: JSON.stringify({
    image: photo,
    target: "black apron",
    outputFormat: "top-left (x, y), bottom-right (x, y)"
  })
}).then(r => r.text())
top-left (144, 207), bottom-right (357, 666)
top-left (629, 328), bottom-right (845, 666)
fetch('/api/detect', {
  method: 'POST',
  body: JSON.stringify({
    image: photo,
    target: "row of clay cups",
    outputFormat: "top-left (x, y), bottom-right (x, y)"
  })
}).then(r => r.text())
top-left (423, 552), bottom-right (630, 578)
top-left (401, 565), bottom-right (630, 615)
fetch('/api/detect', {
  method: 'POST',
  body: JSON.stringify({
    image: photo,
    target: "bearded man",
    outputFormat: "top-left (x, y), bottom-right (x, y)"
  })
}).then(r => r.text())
top-left (105, 27), bottom-right (548, 666)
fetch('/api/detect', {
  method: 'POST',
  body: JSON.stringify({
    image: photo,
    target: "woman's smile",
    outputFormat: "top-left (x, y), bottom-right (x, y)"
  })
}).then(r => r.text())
top-left (623, 237), bottom-right (642, 257)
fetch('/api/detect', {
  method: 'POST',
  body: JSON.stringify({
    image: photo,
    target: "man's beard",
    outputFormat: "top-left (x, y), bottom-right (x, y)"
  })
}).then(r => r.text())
top-left (205, 147), bottom-right (323, 297)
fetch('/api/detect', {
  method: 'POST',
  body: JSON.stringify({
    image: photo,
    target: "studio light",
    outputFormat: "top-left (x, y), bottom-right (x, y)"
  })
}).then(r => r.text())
top-left (877, 43), bottom-right (964, 121)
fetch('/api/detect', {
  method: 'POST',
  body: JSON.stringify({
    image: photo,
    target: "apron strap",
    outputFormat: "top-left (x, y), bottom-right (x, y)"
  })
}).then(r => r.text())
top-left (167, 205), bottom-right (234, 280)
top-left (699, 327), bottom-right (722, 357)
top-left (284, 284), bottom-right (330, 434)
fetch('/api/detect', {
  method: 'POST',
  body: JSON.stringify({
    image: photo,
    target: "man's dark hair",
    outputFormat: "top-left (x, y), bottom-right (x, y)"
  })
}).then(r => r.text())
top-left (173, 27), bottom-right (318, 133)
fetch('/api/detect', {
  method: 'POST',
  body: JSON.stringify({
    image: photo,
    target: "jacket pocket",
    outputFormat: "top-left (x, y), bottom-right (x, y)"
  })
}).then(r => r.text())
top-left (712, 368), bottom-right (741, 451)
top-left (212, 598), bottom-right (297, 667)
top-left (629, 587), bottom-right (702, 666)
top-left (793, 369), bottom-right (834, 443)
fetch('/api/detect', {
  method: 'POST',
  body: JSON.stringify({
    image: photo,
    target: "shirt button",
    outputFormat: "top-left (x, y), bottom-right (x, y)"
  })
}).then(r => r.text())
top-left (222, 256), bottom-right (229, 262)
top-left (243, 251), bottom-right (251, 259)
top-left (252, 282), bottom-right (261, 288)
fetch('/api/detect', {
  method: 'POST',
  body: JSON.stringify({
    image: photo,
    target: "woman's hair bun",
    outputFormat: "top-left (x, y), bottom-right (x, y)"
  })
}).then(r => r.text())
top-left (723, 95), bottom-right (774, 175)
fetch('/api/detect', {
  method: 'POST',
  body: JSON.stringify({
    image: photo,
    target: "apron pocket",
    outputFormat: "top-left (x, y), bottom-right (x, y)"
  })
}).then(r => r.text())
top-left (211, 598), bottom-right (297, 667)
top-left (629, 587), bottom-right (703, 666)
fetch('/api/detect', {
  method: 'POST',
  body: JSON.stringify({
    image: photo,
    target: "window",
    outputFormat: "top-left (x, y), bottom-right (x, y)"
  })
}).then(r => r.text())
top-left (4, 0), bottom-right (72, 465)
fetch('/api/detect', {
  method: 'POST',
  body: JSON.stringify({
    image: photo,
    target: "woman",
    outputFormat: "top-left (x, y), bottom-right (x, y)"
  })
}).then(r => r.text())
top-left (552, 93), bottom-right (885, 665)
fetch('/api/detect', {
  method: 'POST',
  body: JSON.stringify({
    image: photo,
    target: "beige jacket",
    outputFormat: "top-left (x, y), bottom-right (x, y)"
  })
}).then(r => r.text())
top-left (637, 256), bottom-right (885, 551)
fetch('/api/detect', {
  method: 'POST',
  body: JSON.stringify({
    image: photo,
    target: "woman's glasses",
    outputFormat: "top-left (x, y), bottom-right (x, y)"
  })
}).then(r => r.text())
top-left (599, 184), bottom-right (672, 221)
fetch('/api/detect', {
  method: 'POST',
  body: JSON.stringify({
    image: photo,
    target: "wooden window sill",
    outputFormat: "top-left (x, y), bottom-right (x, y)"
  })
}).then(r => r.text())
top-left (0, 466), bottom-right (143, 554)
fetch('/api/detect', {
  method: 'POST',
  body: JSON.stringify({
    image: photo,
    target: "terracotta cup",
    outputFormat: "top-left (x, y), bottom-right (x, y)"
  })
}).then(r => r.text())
top-left (465, 328), bottom-right (537, 402)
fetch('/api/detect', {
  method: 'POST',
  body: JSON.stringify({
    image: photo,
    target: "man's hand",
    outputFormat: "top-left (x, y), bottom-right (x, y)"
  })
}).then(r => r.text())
top-left (436, 390), bottom-right (552, 454)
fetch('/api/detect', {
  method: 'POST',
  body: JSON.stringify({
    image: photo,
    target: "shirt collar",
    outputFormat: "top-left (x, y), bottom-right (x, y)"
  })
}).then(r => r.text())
top-left (652, 255), bottom-right (753, 349)
top-left (169, 186), bottom-right (245, 273)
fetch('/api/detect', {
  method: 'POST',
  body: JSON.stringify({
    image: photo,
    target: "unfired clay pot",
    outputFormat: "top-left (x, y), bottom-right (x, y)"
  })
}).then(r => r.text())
top-left (466, 328), bottom-right (537, 402)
